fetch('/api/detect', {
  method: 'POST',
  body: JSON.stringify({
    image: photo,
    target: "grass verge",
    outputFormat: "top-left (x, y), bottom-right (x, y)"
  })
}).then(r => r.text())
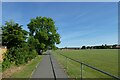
top-left (0, 62), bottom-right (1, 72)
top-left (10, 55), bottom-right (42, 78)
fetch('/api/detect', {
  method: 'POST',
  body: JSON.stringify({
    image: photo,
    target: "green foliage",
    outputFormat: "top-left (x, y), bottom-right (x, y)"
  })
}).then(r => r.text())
top-left (2, 16), bottom-right (60, 70)
top-left (92, 44), bottom-right (112, 49)
top-left (2, 20), bottom-right (28, 49)
top-left (27, 36), bottom-right (39, 49)
top-left (2, 46), bottom-right (38, 71)
top-left (27, 16), bottom-right (60, 54)
top-left (2, 20), bottom-right (37, 71)
top-left (81, 46), bottom-right (86, 49)
top-left (0, 28), bottom-right (2, 44)
top-left (2, 56), bottom-right (11, 71)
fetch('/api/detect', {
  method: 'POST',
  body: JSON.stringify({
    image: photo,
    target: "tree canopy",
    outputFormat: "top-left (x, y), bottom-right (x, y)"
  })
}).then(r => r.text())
top-left (0, 28), bottom-right (2, 45)
top-left (27, 16), bottom-right (60, 54)
top-left (2, 20), bottom-right (28, 49)
top-left (2, 20), bottom-right (37, 71)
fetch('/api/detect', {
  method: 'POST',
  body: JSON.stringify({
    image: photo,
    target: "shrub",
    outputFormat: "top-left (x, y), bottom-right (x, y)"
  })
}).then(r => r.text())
top-left (2, 57), bottom-right (11, 71)
top-left (2, 45), bottom-right (38, 71)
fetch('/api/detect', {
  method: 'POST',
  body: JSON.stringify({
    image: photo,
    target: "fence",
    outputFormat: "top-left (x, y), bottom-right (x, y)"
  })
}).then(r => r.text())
top-left (59, 53), bottom-right (120, 80)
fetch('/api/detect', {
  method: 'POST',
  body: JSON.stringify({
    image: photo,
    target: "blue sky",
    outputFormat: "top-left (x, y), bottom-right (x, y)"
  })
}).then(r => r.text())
top-left (2, 2), bottom-right (118, 48)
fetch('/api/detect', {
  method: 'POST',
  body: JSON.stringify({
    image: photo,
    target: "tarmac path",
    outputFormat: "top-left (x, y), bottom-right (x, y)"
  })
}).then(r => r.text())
top-left (31, 50), bottom-right (68, 80)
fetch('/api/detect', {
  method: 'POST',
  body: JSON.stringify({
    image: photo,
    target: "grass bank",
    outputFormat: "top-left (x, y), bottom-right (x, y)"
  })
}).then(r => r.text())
top-left (4, 55), bottom-right (42, 78)
top-left (52, 49), bottom-right (118, 78)
top-left (0, 62), bottom-right (1, 72)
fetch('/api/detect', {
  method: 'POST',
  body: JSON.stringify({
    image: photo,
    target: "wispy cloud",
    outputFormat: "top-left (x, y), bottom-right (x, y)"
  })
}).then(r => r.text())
top-left (61, 28), bottom-right (96, 41)
top-left (57, 32), bottom-right (117, 47)
top-left (2, 2), bottom-right (118, 47)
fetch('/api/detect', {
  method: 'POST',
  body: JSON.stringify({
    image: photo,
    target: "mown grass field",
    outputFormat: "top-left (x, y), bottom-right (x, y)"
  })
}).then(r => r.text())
top-left (52, 49), bottom-right (118, 78)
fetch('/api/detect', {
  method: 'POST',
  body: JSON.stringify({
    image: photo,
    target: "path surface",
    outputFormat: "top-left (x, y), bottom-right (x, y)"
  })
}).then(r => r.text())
top-left (31, 50), bottom-right (68, 79)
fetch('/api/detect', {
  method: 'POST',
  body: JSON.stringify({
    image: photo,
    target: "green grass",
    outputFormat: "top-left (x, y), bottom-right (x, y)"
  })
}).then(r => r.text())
top-left (52, 49), bottom-right (118, 78)
top-left (0, 62), bottom-right (1, 72)
top-left (11, 55), bottom-right (42, 78)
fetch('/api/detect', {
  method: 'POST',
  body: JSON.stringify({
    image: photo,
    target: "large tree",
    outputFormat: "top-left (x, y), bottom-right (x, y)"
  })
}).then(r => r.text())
top-left (27, 16), bottom-right (60, 53)
top-left (2, 20), bottom-right (28, 49)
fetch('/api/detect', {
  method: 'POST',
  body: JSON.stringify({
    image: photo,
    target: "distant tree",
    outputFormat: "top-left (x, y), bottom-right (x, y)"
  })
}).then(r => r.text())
top-left (101, 45), bottom-right (105, 49)
top-left (81, 46), bottom-right (86, 49)
top-left (27, 16), bottom-right (60, 54)
top-left (104, 44), bottom-right (111, 49)
top-left (2, 20), bottom-right (28, 49)
top-left (86, 46), bottom-right (90, 49)
top-left (112, 44), bottom-right (117, 49)
top-left (0, 28), bottom-right (2, 45)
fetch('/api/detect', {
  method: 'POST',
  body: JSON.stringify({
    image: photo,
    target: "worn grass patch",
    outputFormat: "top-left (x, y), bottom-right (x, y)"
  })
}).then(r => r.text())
top-left (0, 62), bottom-right (2, 79)
top-left (10, 55), bottom-right (42, 78)
top-left (52, 49), bottom-right (118, 78)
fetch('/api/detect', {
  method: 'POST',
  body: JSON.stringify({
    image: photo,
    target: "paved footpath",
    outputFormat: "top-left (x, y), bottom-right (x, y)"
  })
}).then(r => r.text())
top-left (31, 50), bottom-right (68, 79)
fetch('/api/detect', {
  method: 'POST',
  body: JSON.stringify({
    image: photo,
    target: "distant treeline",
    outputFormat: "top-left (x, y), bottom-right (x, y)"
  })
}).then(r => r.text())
top-left (81, 44), bottom-right (120, 49)
top-left (59, 44), bottom-right (120, 50)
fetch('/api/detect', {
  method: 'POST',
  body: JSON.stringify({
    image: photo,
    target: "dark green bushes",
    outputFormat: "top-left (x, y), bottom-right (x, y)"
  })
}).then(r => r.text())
top-left (2, 44), bottom-right (38, 71)
top-left (1, 21), bottom-right (38, 71)
top-left (2, 57), bottom-right (11, 71)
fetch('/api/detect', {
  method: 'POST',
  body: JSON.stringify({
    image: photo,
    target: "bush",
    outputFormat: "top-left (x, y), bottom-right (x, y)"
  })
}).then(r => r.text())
top-left (2, 45), bottom-right (38, 71)
top-left (2, 48), bottom-right (15, 71)
top-left (2, 57), bottom-right (11, 71)
top-left (29, 49), bottom-right (37, 59)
